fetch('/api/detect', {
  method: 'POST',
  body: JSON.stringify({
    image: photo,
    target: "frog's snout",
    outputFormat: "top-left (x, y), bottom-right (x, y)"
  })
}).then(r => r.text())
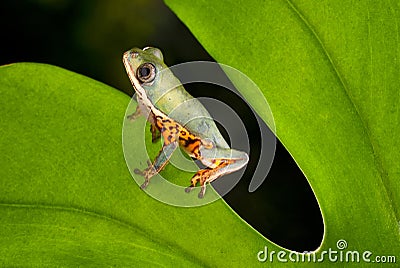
top-left (123, 49), bottom-right (142, 74)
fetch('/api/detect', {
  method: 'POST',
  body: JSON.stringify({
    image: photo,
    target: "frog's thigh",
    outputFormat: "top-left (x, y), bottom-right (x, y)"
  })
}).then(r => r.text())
top-left (199, 147), bottom-right (249, 175)
top-left (204, 157), bottom-right (248, 184)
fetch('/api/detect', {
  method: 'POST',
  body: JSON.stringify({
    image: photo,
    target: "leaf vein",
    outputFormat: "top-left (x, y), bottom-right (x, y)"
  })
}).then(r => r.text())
top-left (0, 202), bottom-right (203, 266)
top-left (285, 0), bottom-right (396, 220)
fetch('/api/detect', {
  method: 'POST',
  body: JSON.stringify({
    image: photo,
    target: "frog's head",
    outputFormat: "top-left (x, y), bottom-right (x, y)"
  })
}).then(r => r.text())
top-left (123, 47), bottom-right (169, 103)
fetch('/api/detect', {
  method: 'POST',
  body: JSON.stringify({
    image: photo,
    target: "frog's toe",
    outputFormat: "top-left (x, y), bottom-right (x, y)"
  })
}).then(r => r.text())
top-left (134, 160), bottom-right (154, 176)
top-left (127, 112), bottom-right (140, 121)
top-left (198, 186), bottom-right (206, 199)
top-left (140, 180), bottom-right (149, 189)
top-left (185, 186), bottom-right (194, 193)
top-left (134, 168), bottom-right (144, 176)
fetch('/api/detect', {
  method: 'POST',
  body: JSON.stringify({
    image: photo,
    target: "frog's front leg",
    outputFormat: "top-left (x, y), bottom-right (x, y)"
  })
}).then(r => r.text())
top-left (185, 148), bottom-right (249, 198)
top-left (135, 116), bottom-right (180, 189)
top-left (135, 141), bottom-right (178, 189)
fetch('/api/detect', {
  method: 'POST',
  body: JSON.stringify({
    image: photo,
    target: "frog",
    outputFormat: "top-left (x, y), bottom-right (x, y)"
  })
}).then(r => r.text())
top-left (123, 47), bottom-right (249, 198)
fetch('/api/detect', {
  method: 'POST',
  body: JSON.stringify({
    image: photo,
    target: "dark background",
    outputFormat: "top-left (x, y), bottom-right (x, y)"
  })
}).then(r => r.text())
top-left (1, 0), bottom-right (323, 252)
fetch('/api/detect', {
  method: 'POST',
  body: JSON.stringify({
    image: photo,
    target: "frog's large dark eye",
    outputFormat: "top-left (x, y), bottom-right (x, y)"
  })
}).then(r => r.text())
top-left (137, 63), bottom-right (156, 83)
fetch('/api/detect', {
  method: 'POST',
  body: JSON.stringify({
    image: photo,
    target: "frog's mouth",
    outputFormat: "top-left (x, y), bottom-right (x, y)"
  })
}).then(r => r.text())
top-left (123, 50), bottom-right (139, 74)
top-left (123, 50), bottom-right (141, 91)
top-left (123, 50), bottom-right (156, 111)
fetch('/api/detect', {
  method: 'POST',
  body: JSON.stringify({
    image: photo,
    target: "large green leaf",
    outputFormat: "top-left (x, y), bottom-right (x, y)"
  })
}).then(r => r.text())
top-left (165, 0), bottom-right (400, 261)
top-left (0, 63), bottom-right (285, 266)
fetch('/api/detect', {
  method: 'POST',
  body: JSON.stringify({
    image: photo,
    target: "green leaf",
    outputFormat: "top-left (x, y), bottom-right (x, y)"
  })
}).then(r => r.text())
top-left (0, 63), bottom-right (280, 266)
top-left (165, 0), bottom-right (400, 259)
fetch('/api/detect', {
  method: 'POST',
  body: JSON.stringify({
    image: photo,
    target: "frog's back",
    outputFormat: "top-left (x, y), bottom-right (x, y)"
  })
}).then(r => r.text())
top-left (149, 81), bottom-right (230, 149)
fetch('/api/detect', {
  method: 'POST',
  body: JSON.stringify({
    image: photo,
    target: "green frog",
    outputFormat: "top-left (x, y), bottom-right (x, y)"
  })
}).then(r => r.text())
top-left (123, 47), bottom-right (249, 198)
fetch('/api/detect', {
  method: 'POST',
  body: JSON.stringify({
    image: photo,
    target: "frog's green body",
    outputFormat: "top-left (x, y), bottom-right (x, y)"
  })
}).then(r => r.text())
top-left (123, 47), bottom-right (248, 198)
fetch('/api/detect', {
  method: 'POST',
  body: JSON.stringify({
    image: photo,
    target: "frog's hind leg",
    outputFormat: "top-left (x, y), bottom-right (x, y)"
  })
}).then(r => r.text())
top-left (185, 149), bottom-right (249, 198)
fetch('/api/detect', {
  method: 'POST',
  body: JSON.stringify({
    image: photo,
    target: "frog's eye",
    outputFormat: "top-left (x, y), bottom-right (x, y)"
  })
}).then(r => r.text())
top-left (137, 63), bottom-right (156, 83)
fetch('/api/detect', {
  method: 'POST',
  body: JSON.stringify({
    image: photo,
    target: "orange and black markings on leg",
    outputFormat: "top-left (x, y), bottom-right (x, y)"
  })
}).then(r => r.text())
top-left (210, 158), bottom-right (235, 168)
top-left (179, 134), bottom-right (202, 158)
top-left (150, 124), bottom-right (161, 142)
top-left (188, 169), bottom-right (210, 187)
top-left (154, 116), bottom-right (180, 145)
top-left (187, 159), bottom-right (233, 189)
top-left (154, 115), bottom-right (210, 159)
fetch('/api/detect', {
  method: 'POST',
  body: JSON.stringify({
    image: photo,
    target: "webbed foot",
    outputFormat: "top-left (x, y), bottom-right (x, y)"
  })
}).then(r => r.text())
top-left (134, 160), bottom-right (155, 190)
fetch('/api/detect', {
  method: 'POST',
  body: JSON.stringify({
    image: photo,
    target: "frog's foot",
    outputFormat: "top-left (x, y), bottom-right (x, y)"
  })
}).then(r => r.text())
top-left (134, 160), bottom-right (156, 189)
top-left (185, 169), bottom-right (211, 198)
top-left (127, 114), bottom-right (139, 121)
top-left (140, 179), bottom-right (150, 189)
top-left (138, 169), bottom-right (156, 189)
top-left (134, 160), bottom-right (151, 175)
top-left (127, 106), bottom-right (141, 121)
